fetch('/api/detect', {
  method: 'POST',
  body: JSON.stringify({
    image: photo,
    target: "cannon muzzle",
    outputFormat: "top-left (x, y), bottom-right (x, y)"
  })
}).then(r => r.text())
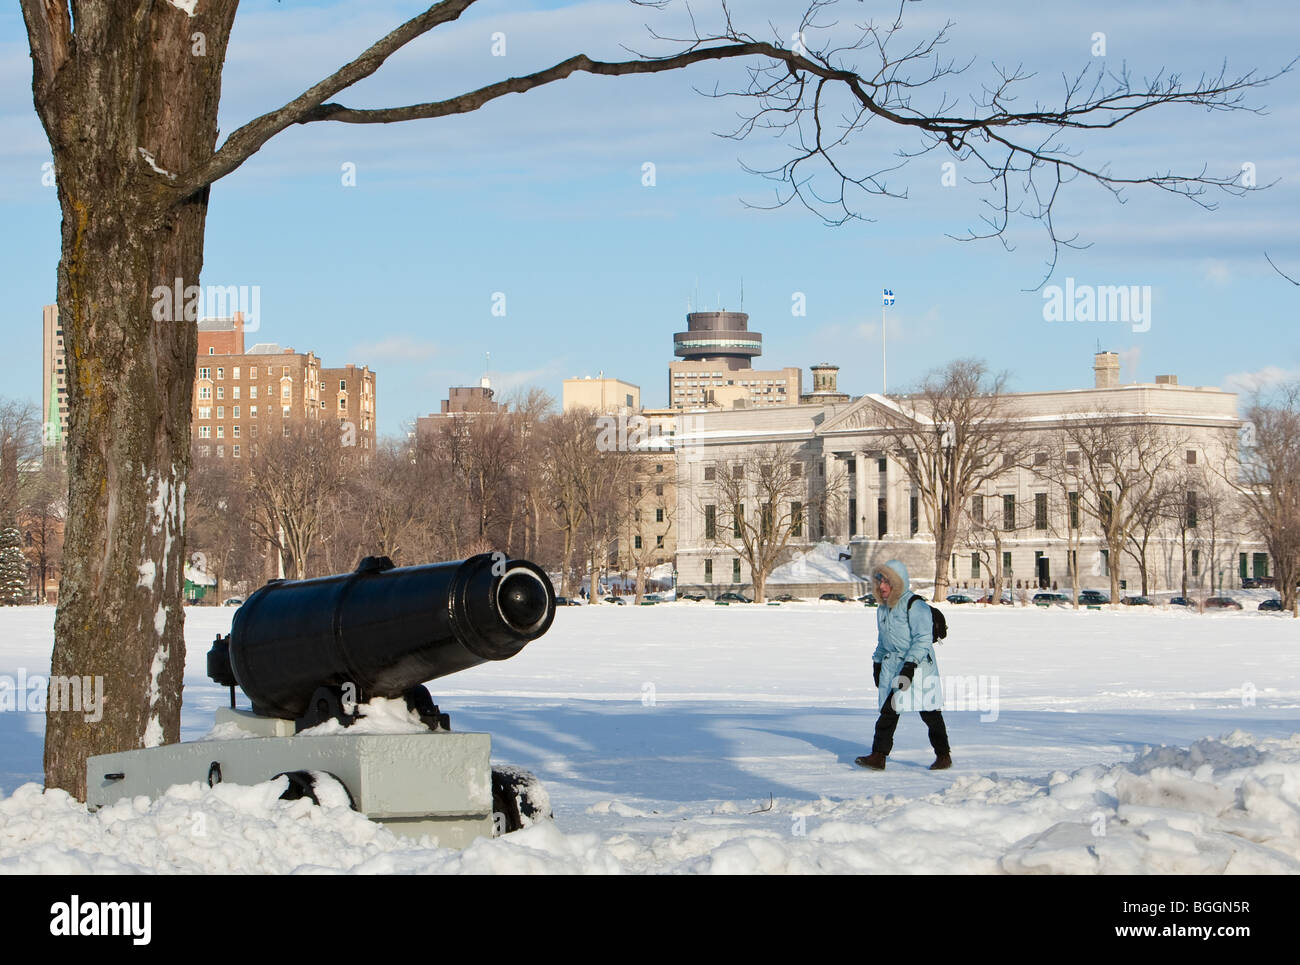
top-left (207, 553), bottom-right (555, 722)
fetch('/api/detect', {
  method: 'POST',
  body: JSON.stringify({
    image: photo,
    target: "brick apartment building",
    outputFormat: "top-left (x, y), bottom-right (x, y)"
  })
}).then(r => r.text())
top-left (194, 315), bottom-right (376, 459)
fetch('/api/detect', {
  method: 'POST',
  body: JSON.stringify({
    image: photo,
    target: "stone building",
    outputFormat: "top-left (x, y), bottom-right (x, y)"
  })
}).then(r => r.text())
top-left (674, 353), bottom-right (1266, 598)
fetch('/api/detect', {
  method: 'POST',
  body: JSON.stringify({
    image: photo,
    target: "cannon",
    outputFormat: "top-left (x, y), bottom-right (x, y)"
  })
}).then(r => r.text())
top-left (86, 553), bottom-right (557, 847)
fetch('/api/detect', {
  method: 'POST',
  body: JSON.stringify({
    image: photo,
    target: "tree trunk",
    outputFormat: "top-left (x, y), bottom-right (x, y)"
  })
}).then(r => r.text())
top-left (31, 1), bottom-right (238, 798)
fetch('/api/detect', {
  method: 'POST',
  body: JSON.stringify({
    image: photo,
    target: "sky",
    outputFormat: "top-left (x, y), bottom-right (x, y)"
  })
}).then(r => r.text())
top-left (2, 0), bottom-right (1298, 438)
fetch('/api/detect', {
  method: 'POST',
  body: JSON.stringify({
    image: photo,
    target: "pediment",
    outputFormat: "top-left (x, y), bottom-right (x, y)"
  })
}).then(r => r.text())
top-left (817, 394), bottom-right (927, 436)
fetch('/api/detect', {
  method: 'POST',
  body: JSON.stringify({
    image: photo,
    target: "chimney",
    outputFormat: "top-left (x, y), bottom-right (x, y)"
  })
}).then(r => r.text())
top-left (1155, 375), bottom-right (1178, 385)
top-left (1093, 351), bottom-right (1120, 389)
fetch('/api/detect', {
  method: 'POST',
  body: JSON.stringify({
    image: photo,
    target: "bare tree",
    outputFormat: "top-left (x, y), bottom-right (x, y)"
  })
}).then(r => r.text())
top-left (1220, 385), bottom-right (1300, 614)
top-left (878, 360), bottom-right (1029, 602)
top-left (704, 445), bottom-right (821, 604)
top-left (0, 399), bottom-right (41, 529)
top-left (245, 421), bottom-right (356, 580)
top-left (23, 0), bottom-right (1287, 795)
top-left (1061, 414), bottom-right (1187, 606)
top-left (22, 458), bottom-right (66, 604)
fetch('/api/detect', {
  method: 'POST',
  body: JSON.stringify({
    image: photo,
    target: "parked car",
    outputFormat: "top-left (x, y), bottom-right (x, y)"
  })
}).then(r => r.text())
top-left (858, 593), bottom-right (877, 607)
top-left (1120, 595), bottom-right (1153, 606)
top-left (1168, 596), bottom-right (1198, 608)
top-left (554, 596), bottom-right (582, 606)
top-left (1032, 592), bottom-right (1068, 607)
top-left (1204, 596), bottom-right (1243, 610)
top-left (1242, 577), bottom-right (1275, 589)
top-left (681, 593), bottom-right (708, 602)
top-left (222, 597), bottom-right (244, 607)
top-left (604, 596), bottom-right (627, 605)
top-left (716, 592), bottom-right (752, 604)
top-left (945, 593), bottom-right (976, 604)
top-left (1078, 590), bottom-right (1110, 606)
top-left (642, 594), bottom-right (665, 604)
top-left (819, 592), bottom-right (850, 603)
top-left (1258, 598), bottom-right (1284, 611)
top-left (771, 593), bottom-right (799, 602)
top-left (976, 590), bottom-right (1013, 605)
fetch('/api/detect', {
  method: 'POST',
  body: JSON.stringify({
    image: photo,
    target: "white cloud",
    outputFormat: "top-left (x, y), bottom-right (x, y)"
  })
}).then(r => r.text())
top-left (350, 335), bottom-right (438, 363)
top-left (1222, 366), bottom-right (1300, 394)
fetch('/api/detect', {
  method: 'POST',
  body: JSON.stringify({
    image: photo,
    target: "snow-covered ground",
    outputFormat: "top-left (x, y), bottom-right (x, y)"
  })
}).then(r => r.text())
top-left (1, 602), bottom-right (1297, 873)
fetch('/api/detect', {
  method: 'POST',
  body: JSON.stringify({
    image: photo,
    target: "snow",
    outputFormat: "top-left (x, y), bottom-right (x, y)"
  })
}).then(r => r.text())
top-left (0, 603), bottom-right (1297, 873)
top-left (768, 541), bottom-right (857, 584)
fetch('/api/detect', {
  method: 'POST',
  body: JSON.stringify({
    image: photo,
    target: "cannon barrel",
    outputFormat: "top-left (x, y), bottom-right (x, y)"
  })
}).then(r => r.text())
top-left (208, 553), bottom-right (555, 720)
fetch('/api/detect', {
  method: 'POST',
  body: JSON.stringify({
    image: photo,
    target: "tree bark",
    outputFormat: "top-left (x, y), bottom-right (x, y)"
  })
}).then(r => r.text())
top-left (28, 0), bottom-right (238, 797)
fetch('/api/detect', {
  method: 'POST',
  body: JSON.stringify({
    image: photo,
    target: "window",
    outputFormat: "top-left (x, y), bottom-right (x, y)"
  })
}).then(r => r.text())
top-left (198, 426), bottom-right (210, 439)
top-left (971, 553), bottom-right (980, 579)
top-left (1002, 494), bottom-right (1015, 530)
top-left (250, 386), bottom-right (257, 399)
top-left (1068, 492), bottom-right (1080, 529)
top-left (1099, 449), bottom-right (1114, 464)
top-left (704, 559), bottom-right (713, 584)
top-left (340, 380), bottom-right (347, 392)
top-left (216, 367), bottom-right (224, 380)
top-left (1003, 551), bottom-right (1012, 575)
top-left (216, 386), bottom-right (224, 400)
top-left (878, 498), bottom-right (887, 539)
top-left (634, 509), bottom-right (641, 522)
top-left (1100, 491), bottom-right (1114, 530)
top-left (216, 426), bottom-right (224, 438)
top-left (972, 494), bottom-right (983, 524)
top-left (216, 406), bottom-right (224, 419)
top-left (1100, 548), bottom-right (1110, 575)
top-left (1066, 451), bottom-right (1080, 467)
top-left (1186, 491), bottom-right (1198, 528)
top-left (233, 406), bottom-right (239, 418)
top-left (199, 367), bottom-right (210, 380)
top-left (656, 535), bottom-right (664, 549)
top-left (233, 367), bottom-right (240, 380)
top-left (1034, 492), bottom-right (1048, 530)
top-left (731, 464), bottom-right (743, 480)
top-left (878, 457), bottom-right (886, 472)
top-left (232, 445), bottom-right (240, 458)
top-left (232, 425), bottom-right (240, 438)
top-left (761, 502), bottom-right (775, 539)
top-left (847, 458), bottom-right (856, 475)
top-left (198, 407), bottom-right (211, 420)
top-left (704, 505), bottom-right (716, 540)
top-left (791, 502), bottom-right (803, 537)
top-left (282, 385), bottom-right (291, 399)
top-left (249, 367), bottom-right (257, 379)
top-left (198, 387), bottom-right (211, 400)
top-left (656, 464), bottom-right (663, 474)
top-left (790, 462), bottom-right (802, 477)
top-left (1191, 548), bottom-right (1200, 577)
top-left (251, 425), bottom-right (257, 438)
top-left (910, 496), bottom-right (919, 535)
top-left (199, 445), bottom-right (210, 457)
top-left (655, 508), bottom-right (664, 523)
top-left (733, 559), bottom-right (741, 583)
top-left (283, 425), bottom-right (290, 437)
top-left (251, 406), bottom-right (258, 418)
top-left (233, 386), bottom-right (240, 400)
top-left (1186, 450), bottom-right (1197, 465)
top-left (733, 504), bottom-right (744, 538)
top-left (216, 445), bottom-right (224, 458)
top-left (282, 367), bottom-right (289, 377)
top-left (704, 466), bottom-right (716, 482)
top-left (1034, 452), bottom-right (1047, 466)
top-left (634, 535), bottom-right (642, 550)
top-left (320, 381), bottom-right (326, 392)
top-left (339, 398), bottom-right (347, 410)
top-left (208, 347), bottom-right (214, 355)
top-left (655, 484), bottom-right (664, 497)
top-left (283, 406), bottom-right (291, 418)
top-left (634, 484), bottom-right (642, 497)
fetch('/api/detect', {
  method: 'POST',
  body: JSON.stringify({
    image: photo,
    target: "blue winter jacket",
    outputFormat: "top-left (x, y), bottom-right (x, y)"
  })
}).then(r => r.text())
top-left (871, 559), bottom-right (943, 712)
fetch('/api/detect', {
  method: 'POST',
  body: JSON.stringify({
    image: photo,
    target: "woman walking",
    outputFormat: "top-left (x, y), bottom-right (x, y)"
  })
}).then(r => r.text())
top-left (856, 559), bottom-right (952, 770)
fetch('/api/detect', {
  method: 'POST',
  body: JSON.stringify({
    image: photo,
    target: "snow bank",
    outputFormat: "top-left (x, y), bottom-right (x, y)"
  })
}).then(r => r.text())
top-left (2, 732), bottom-right (1296, 874)
top-left (768, 543), bottom-right (856, 585)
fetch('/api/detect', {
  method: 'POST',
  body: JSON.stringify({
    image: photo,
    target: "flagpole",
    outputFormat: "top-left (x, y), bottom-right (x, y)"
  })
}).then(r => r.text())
top-left (882, 300), bottom-right (887, 395)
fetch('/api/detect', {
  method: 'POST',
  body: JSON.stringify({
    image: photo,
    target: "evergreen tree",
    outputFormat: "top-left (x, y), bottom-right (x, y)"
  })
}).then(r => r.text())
top-left (0, 527), bottom-right (28, 606)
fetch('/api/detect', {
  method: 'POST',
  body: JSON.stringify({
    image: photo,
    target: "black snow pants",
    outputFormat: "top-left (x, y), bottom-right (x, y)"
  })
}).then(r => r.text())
top-left (871, 698), bottom-right (950, 757)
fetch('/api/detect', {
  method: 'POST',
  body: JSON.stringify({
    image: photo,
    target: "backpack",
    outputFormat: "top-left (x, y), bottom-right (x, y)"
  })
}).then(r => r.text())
top-left (906, 595), bottom-right (948, 644)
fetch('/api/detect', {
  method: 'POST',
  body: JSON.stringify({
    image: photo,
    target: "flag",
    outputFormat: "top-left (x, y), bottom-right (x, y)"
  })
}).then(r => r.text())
top-left (882, 288), bottom-right (895, 306)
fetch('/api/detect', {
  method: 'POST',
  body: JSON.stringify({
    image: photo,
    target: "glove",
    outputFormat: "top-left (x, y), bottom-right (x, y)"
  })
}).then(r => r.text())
top-left (873, 662), bottom-right (881, 687)
top-left (894, 662), bottom-right (917, 692)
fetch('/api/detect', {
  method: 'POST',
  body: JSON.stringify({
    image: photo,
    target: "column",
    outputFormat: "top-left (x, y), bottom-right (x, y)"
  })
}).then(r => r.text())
top-left (854, 450), bottom-right (869, 541)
